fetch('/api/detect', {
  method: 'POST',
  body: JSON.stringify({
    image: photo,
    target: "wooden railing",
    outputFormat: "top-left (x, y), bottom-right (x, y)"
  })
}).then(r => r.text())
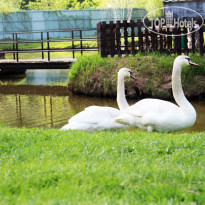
top-left (0, 29), bottom-right (98, 62)
top-left (97, 19), bottom-right (205, 57)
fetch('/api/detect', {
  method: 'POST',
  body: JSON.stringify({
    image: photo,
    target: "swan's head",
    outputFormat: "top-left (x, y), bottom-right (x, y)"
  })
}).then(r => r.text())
top-left (174, 55), bottom-right (199, 67)
top-left (118, 68), bottom-right (137, 79)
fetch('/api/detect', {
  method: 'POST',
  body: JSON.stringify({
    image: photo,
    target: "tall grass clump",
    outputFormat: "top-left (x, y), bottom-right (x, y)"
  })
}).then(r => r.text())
top-left (69, 54), bottom-right (107, 81)
top-left (68, 54), bottom-right (117, 96)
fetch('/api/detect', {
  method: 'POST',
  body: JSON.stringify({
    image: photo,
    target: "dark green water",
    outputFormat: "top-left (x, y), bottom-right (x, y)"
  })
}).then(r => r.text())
top-left (0, 69), bottom-right (204, 132)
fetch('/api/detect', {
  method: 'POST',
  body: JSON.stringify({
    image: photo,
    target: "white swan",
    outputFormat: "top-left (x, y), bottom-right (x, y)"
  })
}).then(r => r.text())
top-left (61, 68), bottom-right (136, 132)
top-left (114, 55), bottom-right (199, 132)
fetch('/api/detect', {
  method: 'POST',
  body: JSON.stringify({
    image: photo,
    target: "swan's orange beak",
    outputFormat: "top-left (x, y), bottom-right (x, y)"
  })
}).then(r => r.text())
top-left (130, 74), bottom-right (137, 80)
top-left (189, 60), bottom-right (199, 66)
top-left (130, 71), bottom-right (137, 80)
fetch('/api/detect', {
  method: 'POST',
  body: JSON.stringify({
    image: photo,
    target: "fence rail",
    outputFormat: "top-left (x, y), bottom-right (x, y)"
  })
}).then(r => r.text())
top-left (0, 29), bottom-right (98, 62)
top-left (97, 19), bottom-right (205, 57)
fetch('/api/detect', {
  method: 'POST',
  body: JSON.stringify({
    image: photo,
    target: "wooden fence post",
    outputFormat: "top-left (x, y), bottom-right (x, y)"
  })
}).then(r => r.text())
top-left (183, 27), bottom-right (188, 54)
top-left (173, 26), bottom-right (181, 55)
top-left (199, 26), bottom-right (204, 55)
top-left (109, 21), bottom-right (115, 57)
top-left (130, 20), bottom-right (136, 55)
top-left (150, 23), bottom-right (156, 52)
top-left (116, 20), bottom-right (122, 57)
top-left (191, 26), bottom-right (196, 53)
top-left (137, 19), bottom-right (143, 52)
top-left (144, 19), bottom-right (149, 51)
top-left (101, 21), bottom-right (107, 57)
top-left (123, 20), bottom-right (128, 55)
top-left (159, 27), bottom-right (163, 53)
top-left (198, 18), bottom-right (205, 55)
top-left (177, 28), bottom-right (182, 55)
top-left (167, 27), bottom-right (172, 51)
top-left (97, 22), bottom-right (102, 56)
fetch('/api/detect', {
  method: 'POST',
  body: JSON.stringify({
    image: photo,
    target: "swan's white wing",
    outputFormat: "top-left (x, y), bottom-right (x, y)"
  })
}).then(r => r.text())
top-left (69, 106), bottom-right (121, 124)
top-left (61, 106), bottom-right (127, 131)
top-left (125, 99), bottom-right (180, 117)
top-left (114, 99), bottom-right (182, 131)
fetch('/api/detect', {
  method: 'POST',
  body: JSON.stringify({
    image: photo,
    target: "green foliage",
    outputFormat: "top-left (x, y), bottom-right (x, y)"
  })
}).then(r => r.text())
top-left (27, 0), bottom-right (79, 10)
top-left (26, 0), bottom-right (101, 10)
top-left (0, 0), bottom-right (22, 14)
top-left (143, 0), bottom-right (164, 18)
top-left (98, 0), bottom-right (163, 14)
top-left (0, 126), bottom-right (204, 204)
top-left (0, 0), bottom-right (163, 13)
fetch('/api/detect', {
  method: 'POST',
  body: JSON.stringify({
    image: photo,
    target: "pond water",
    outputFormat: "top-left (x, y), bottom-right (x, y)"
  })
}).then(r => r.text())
top-left (0, 69), bottom-right (204, 132)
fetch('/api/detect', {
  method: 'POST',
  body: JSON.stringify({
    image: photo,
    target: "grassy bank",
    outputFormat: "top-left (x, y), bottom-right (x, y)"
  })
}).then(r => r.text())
top-left (0, 126), bottom-right (204, 204)
top-left (68, 53), bottom-right (205, 99)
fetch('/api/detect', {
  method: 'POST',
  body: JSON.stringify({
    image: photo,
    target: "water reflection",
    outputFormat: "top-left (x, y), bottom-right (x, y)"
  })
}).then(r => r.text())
top-left (0, 89), bottom-right (204, 132)
top-left (22, 69), bottom-right (69, 85)
top-left (0, 91), bottom-right (120, 129)
top-left (0, 69), bottom-right (69, 86)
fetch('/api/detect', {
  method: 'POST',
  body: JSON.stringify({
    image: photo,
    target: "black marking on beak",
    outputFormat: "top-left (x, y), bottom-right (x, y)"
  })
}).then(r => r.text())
top-left (189, 60), bottom-right (199, 66)
top-left (185, 57), bottom-right (199, 66)
top-left (129, 71), bottom-right (137, 80)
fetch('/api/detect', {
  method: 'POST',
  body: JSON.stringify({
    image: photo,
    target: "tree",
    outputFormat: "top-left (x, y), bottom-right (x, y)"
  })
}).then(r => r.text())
top-left (27, 0), bottom-right (74, 10)
top-left (143, 0), bottom-right (164, 18)
top-left (25, 0), bottom-right (101, 10)
top-left (20, 0), bottom-right (35, 10)
top-left (80, 0), bottom-right (100, 9)
top-left (0, 0), bottom-right (22, 14)
top-left (0, 0), bottom-right (164, 15)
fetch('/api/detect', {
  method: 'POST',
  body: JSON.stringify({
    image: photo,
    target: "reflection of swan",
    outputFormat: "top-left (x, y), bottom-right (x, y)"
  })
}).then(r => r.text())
top-left (115, 56), bottom-right (198, 132)
top-left (61, 68), bottom-right (136, 131)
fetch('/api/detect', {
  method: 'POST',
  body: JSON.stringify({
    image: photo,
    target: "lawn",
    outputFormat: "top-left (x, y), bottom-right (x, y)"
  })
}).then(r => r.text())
top-left (0, 126), bottom-right (204, 204)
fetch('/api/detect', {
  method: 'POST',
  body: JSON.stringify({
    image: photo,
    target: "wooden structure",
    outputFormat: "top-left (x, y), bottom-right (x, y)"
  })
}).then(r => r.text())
top-left (0, 59), bottom-right (76, 73)
top-left (0, 29), bottom-right (98, 62)
top-left (97, 19), bottom-right (205, 57)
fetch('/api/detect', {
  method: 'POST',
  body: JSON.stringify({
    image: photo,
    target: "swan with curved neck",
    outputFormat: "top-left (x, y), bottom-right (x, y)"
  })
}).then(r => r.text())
top-left (117, 68), bottom-right (136, 110)
top-left (114, 55), bottom-right (198, 132)
top-left (61, 68), bottom-right (134, 131)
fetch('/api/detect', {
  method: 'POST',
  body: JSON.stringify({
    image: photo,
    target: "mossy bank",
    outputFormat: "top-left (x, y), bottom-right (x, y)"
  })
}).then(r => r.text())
top-left (68, 53), bottom-right (205, 99)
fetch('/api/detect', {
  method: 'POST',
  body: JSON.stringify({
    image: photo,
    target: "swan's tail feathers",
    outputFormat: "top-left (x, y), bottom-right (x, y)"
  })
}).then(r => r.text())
top-left (60, 124), bottom-right (71, 131)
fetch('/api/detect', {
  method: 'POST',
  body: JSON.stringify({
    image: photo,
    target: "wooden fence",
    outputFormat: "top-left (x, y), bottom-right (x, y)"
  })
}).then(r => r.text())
top-left (97, 19), bottom-right (205, 57)
top-left (0, 29), bottom-right (98, 62)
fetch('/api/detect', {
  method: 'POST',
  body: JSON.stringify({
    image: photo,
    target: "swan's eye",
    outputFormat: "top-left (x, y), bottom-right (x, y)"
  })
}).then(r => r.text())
top-left (129, 71), bottom-right (133, 75)
top-left (185, 57), bottom-right (190, 62)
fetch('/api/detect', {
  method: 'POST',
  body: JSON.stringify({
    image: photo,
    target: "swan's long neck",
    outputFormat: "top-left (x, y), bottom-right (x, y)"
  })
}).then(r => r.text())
top-left (117, 72), bottom-right (129, 111)
top-left (172, 61), bottom-right (195, 116)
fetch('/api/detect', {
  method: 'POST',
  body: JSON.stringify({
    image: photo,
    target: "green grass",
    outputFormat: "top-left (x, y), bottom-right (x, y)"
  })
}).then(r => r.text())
top-left (0, 126), bottom-right (204, 204)
top-left (68, 53), bottom-right (205, 98)
top-left (4, 51), bottom-right (97, 60)
top-left (0, 37), bottom-right (98, 60)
